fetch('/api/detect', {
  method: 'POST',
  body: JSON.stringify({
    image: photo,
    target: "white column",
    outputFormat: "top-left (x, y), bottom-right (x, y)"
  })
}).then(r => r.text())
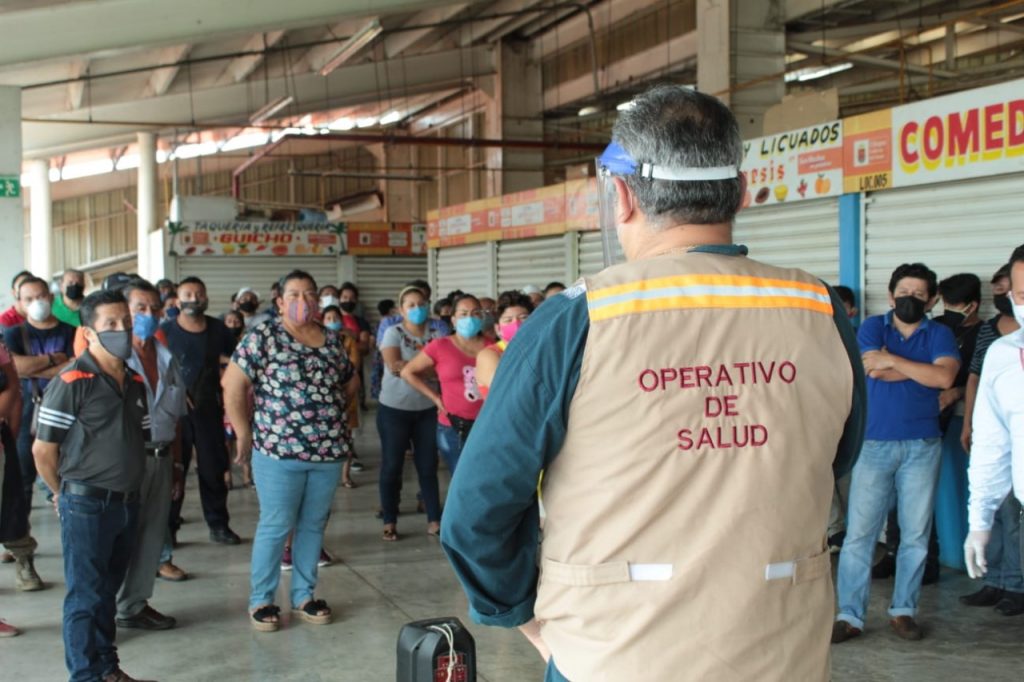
top-left (136, 131), bottom-right (158, 279)
top-left (29, 158), bottom-right (52, 281)
top-left (0, 86), bottom-right (23, 311)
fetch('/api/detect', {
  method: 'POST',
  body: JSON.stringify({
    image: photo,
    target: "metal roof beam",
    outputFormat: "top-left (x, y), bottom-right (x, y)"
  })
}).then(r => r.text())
top-left (144, 44), bottom-right (192, 97)
top-left (218, 31), bottom-right (286, 84)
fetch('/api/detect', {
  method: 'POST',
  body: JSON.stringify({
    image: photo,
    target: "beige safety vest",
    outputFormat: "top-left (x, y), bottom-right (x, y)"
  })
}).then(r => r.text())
top-left (536, 251), bottom-right (853, 681)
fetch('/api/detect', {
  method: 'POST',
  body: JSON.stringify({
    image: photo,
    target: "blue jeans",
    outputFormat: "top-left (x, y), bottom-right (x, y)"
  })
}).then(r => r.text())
top-left (249, 451), bottom-right (342, 610)
top-left (59, 491), bottom-right (139, 682)
top-left (983, 495), bottom-right (1024, 593)
top-left (836, 438), bottom-right (942, 628)
top-left (437, 424), bottom-right (464, 473)
top-left (377, 404), bottom-right (441, 525)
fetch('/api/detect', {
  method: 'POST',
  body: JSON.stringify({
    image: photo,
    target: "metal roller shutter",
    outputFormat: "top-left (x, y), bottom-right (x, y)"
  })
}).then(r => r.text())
top-left (354, 256), bottom-right (427, 325)
top-left (496, 236), bottom-right (570, 295)
top-left (435, 243), bottom-right (493, 299)
top-left (175, 256), bottom-right (340, 315)
top-left (863, 173), bottom-right (1024, 317)
top-left (578, 231), bottom-right (606, 277)
top-left (734, 198), bottom-right (840, 285)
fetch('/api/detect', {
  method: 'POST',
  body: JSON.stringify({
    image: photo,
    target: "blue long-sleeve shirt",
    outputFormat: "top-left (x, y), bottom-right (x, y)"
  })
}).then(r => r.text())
top-left (440, 246), bottom-right (866, 627)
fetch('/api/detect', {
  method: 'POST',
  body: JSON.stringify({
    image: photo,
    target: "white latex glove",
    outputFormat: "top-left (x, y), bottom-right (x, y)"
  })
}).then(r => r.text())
top-left (964, 530), bottom-right (992, 579)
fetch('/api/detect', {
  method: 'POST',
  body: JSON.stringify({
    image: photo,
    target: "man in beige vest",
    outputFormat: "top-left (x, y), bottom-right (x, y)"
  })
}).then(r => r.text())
top-left (440, 85), bottom-right (866, 681)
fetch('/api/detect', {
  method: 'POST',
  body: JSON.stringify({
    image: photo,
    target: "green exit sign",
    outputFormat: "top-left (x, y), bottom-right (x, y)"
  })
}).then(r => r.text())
top-left (0, 176), bottom-right (20, 198)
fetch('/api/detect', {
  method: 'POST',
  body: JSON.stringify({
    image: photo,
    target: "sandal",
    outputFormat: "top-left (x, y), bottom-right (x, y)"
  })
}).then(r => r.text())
top-left (382, 527), bottom-right (399, 542)
top-left (250, 605), bottom-right (281, 632)
top-left (293, 599), bottom-right (332, 625)
top-left (427, 523), bottom-right (440, 537)
top-left (342, 479), bottom-right (357, 489)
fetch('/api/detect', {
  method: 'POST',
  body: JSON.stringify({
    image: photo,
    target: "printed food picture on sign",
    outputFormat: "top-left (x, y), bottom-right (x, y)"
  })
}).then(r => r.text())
top-left (739, 121), bottom-right (844, 207)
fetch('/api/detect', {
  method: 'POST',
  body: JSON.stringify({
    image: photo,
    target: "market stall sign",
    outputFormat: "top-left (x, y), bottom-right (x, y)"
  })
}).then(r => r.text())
top-left (347, 223), bottom-right (427, 255)
top-left (740, 121), bottom-right (844, 207)
top-left (168, 221), bottom-right (345, 256)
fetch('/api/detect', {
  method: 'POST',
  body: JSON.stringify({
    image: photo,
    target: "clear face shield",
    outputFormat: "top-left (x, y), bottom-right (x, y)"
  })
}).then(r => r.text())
top-left (595, 140), bottom-right (739, 268)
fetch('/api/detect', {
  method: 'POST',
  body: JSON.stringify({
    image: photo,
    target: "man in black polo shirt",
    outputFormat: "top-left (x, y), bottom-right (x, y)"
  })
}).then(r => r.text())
top-left (160, 276), bottom-right (239, 545)
top-left (33, 289), bottom-right (154, 682)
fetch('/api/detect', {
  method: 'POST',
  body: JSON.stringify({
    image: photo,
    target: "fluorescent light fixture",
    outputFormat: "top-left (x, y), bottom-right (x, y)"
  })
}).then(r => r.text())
top-left (156, 149), bottom-right (170, 163)
top-left (785, 62), bottom-right (853, 83)
top-left (578, 106), bottom-right (600, 117)
top-left (356, 116), bottom-right (378, 128)
top-left (172, 141), bottom-right (220, 160)
top-left (319, 19), bottom-right (382, 76)
top-left (249, 95), bottom-right (294, 125)
top-left (329, 117), bottom-right (355, 131)
top-left (60, 158), bottom-right (115, 180)
top-left (379, 111), bottom-right (403, 126)
top-left (115, 154), bottom-right (140, 171)
top-left (616, 101), bottom-right (635, 112)
top-left (319, 128), bottom-right (331, 135)
top-left (221, 132), bottom-right (270, 152)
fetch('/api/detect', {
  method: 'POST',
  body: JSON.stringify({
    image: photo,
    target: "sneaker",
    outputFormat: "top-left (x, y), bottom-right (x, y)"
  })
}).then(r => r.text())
top-left (994, 592), bottom-right (1024, 617)
top-left (209, 527), bottom-right (242, 545)
top-left (281, 547), bottom-right (293, 571)
top-left (14, 555), bottom-right (44, 592)
top-left (318, 549), bottom-right (333, 567)
top-left (0, 619), bottom-right (20, 638)
top-left (349, 459), bottom-right (365, 473)
top-left (827, 531), bottom-right (845, 554)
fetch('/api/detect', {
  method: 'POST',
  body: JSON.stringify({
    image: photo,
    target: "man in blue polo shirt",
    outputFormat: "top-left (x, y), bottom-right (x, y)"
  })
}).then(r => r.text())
top-left (833, 262), bottom-right (960, 644)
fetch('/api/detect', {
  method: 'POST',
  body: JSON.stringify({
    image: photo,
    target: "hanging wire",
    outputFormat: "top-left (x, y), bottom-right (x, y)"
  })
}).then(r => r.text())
top-left (186, 60), bottom-right (197, 128)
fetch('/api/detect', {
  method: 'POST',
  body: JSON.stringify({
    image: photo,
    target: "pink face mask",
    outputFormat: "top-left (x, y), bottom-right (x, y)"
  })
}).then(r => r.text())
top-left (286, 299), bottom-right (314, 325)
top-left (499, 319), bottom-right (523, 342)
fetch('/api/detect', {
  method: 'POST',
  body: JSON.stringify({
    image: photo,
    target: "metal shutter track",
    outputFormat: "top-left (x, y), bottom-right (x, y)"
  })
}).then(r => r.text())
top-left (864, 173), bottom-right (1024, 316)
top-left (354, 256), bottom-right (427, 325)
top-left (496, 237), bottom-right (568, 294)
top-left (436, 243), bottom-right (492, 298)
top-left (176, 256), bottom-right (339, 315)
top-left (734, 198), bottom-right (840, 285)
top-left (578, 232), bottom-right (606, 277)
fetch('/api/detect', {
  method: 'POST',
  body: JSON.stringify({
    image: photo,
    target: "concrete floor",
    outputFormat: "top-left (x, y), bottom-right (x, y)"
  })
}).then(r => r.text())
top-left (2, 417), bottom-right (1022, 681)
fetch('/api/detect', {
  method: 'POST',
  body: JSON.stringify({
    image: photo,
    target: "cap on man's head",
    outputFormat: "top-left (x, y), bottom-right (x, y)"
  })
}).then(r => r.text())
top-left (522, 285), bottom-right (541, 295)
top-left (102, 272), bottom-right (134, 292)
top-left (237, 286), bottom-right (258, 301)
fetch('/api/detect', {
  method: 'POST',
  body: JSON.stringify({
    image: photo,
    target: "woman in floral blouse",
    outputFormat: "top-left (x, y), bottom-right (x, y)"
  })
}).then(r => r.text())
top-left (222, 270), bottom-right (357, 632)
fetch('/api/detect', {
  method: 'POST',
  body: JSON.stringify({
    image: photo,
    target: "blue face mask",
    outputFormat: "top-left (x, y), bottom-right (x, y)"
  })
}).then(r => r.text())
top-left (407, 305), bottom-right (429, 325)
top-left (325, 321), bottom-right (343, 332)
top-left (455, 316), bottom-right (483, 338)
top-left (165, 306), bottom-right (180, 319)
top-left (133, 313), bottom-right (158, 341)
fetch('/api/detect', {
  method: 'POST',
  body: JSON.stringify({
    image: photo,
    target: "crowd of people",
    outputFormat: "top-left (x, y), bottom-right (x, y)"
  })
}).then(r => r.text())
top-left (0, 259), bottom-right (564, 680)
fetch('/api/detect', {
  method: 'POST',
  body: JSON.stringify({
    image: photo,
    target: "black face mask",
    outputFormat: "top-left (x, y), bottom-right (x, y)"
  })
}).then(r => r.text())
top-left (994, 293), bottom-right (1013, 316)
top-left (65, 284), bottom-right (84, 301)
top-left (440, 315), bottom-right (453, 329)
top-left (893, 296), bottom-right (927, 324)
top-left (229, 326), bottom-right (243, 339)
top-left (339, 301), bottom-right (357, 314)
top-left (180, 300), bottom-right (208, 316)
top-left (237, 300), bottom-right (258, 314)
top-left (939, 310), bottom-right (966, 329)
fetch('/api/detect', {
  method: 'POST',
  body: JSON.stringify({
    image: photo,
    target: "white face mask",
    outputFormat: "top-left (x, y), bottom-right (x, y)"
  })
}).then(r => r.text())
top-left (1013, 299), bottom-right (1024, 328)
top-left (27, 298), bottom-right (51, 322)
top-left (320, 295), bottom-right (340, 310)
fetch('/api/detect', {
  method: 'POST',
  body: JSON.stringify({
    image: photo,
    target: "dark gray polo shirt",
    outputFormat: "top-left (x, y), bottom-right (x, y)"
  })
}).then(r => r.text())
top-left (36, 349), bottom-right (151, 493)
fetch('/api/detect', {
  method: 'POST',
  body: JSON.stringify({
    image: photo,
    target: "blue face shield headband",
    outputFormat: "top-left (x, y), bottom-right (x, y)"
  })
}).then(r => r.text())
top-left (597, 141), bottom-right (738, 181)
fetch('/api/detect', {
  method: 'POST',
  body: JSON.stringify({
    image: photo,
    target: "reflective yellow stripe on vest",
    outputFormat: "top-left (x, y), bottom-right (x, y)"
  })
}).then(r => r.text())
top-left (587, 273), bottom-right (834, 322)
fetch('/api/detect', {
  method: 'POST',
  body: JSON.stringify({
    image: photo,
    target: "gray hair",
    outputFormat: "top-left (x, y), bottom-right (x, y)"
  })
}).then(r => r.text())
top-left (612, 85), bottom-right (743, 228)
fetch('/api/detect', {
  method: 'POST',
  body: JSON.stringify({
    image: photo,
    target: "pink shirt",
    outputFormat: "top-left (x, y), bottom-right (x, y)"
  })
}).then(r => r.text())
top-left (0, 306), bottom-right (24, 328)
top-left (422, 336), bottom-right (483, 426)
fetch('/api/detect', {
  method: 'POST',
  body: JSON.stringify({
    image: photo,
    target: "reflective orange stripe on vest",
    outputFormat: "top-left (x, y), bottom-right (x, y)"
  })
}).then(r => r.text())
top-left (587, 273), bottom-right (834, 322)
top-left (60, 370), bottom-right (96, 383)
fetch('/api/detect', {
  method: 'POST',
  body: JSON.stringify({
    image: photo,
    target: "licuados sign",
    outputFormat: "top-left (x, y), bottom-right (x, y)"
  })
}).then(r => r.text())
top-left (739, 121), bottom-right (844, 207)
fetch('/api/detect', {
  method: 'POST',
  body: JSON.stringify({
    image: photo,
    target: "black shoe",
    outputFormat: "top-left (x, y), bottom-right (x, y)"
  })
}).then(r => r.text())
top-left (871, 554), bottom-right (896, 579)
top-left (959, 585), bottom-right (1005, 607)
top-left (828, 531), bottom-right (846, 553)
top-left (994, 592), bottom-right (1024, 616)
top-left (116, 605), bottom-right (176, 631)
top-left (922, 564), bottom-right (940, 585)
top-left (209, 527), bottom-right (241, 545)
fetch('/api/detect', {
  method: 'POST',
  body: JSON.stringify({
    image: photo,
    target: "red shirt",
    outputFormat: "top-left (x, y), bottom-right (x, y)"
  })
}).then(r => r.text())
top-left (0, 306), bottom-right (25, 328)
top-left (422, 336), bottom-right (483, 426)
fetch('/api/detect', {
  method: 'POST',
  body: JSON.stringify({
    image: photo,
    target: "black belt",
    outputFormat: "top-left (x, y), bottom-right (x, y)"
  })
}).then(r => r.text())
top-left (61, 481), bottom-right (139, 504)
top-left (146, 442), bottom-right (171, 458)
